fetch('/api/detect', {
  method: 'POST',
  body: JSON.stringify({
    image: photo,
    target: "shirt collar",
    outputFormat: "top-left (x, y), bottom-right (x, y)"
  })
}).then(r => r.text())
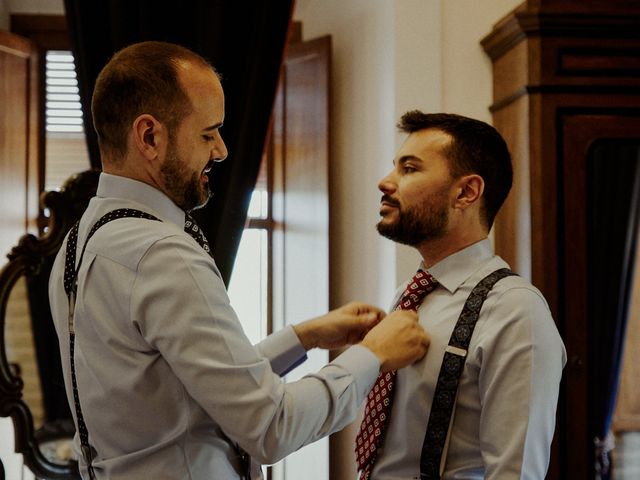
top-left (96, 172), bottom-right (186, 228)
top-left (425, 238), bottom-right (494, 294)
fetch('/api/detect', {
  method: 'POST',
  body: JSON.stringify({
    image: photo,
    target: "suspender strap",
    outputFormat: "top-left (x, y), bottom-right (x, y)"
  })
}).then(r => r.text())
top-left (419, 267), bottom-right (516, 479)
top-left (64, 209), bottom-right (160, 479)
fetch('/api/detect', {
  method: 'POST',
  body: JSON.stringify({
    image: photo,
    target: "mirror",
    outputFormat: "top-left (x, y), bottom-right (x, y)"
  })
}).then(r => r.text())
top-left (0, 169), bottom-right (100, 479)
top-left (5, 275), bottom-right (74, 465)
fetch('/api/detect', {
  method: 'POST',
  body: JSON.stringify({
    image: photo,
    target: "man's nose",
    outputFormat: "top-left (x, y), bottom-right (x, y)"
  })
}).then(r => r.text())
top-left (212, 134), bottom-right (228, 162)
top-left (378, 171), bottom-right (396, 193)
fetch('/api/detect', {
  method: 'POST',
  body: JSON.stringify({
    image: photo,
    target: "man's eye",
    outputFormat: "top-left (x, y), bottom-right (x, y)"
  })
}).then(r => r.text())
top-left (203, 135), bottom-right (214, 142)
top-left (403, 166), bottom-right (416, 173)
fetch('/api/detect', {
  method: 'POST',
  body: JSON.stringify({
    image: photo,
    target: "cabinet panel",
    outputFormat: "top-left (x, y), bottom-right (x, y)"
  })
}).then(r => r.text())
top-left (0, 32), bottom-right (38, 258)
top-left (483, 3), bottom-right (640, 479)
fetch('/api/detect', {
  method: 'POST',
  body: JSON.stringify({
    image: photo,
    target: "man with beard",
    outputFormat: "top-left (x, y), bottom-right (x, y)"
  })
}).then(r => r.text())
top-left (48, 41), bottom-right (431, 480)
top-left (354, 111), bottom-right (566, 479)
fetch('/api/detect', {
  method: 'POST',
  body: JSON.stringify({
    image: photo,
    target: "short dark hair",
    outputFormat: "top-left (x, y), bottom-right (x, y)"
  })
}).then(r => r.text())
top-left (397, 110), bottom-right (513, 230)
top-left (91, 41), bottom-right (216, 163)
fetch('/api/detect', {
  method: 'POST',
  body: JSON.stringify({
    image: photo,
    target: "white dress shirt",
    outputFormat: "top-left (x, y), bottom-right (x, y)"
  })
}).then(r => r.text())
top-left (370, 239), bottom-right (566, 480)
top-left (49, 173), bottom-right (380, 479)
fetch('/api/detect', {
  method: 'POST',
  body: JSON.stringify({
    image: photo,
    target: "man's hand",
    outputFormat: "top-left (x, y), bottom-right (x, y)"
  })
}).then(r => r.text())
top-left (360, 310), bottom-right (430, 372)
top-left (293, 302), bottom-right (385, 350)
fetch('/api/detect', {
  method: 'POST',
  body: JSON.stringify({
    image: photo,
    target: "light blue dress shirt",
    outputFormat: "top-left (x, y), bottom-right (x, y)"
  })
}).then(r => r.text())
top-left (49, 173), bottom-right (380, 479)
top-left (369, 239), bottom-right (567, 480)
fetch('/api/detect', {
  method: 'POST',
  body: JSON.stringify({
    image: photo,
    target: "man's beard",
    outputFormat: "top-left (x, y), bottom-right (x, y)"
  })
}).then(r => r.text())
top-left (160, 143), bottom-right (212, 212)
top-left (376, 192), bottom-right (449, 246)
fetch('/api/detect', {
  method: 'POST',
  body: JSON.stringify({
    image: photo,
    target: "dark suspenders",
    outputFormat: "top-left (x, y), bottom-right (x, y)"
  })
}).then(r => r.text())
top-left (64, 209), bottom-right (161, 479)
top-left (419, 267), bottom-right (517, 479)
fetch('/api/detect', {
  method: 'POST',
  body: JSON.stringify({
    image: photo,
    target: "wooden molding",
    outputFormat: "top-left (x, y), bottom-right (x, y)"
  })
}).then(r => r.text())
top-left (10, 14), bottom-right (69, 51)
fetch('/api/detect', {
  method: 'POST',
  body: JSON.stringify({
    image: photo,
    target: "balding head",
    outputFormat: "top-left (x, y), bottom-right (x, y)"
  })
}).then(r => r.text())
top-left (91, 41), bottom-right (218, 166)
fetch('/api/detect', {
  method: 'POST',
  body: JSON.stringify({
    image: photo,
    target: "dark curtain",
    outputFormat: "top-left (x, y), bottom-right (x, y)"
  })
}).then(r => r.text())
top-left (587, 140), bottom-right (640, 478)
top-left (63, 0), bottom-right (295, 284)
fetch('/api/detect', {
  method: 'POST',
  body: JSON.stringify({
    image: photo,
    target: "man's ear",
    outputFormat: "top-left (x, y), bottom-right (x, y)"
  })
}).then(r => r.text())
top-left (454, 174), bottom-right (484, 210)
top-left (132, 114), bottom-right (165, 163)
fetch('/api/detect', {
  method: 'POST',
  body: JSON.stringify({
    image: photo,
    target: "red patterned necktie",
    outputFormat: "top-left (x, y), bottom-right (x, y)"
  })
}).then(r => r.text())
top-left (355, 269), bottom-right (438, 479)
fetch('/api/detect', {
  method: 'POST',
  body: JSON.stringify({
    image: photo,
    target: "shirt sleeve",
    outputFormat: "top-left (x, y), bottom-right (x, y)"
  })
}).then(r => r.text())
top-left (255, 326), bottom-right (308, 376)
top-left (474, 286), bottom-right (567, 480)
top-left (131, 236), bottom-right (380, 464)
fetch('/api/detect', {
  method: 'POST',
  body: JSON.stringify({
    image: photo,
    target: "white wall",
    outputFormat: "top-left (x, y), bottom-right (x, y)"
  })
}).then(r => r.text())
top-left (293, 0), bottom-right (400, 311)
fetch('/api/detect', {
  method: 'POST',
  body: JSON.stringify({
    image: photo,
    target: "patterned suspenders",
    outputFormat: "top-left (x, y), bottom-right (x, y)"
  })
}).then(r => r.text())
top-left (419, 268), bottom-right (516, 479)
top-left (63, 209), bottom-right (160, 478)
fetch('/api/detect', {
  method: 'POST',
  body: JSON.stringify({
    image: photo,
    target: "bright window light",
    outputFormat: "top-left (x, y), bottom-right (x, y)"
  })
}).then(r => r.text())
top-left (46, 50), bottom-right (84, 134)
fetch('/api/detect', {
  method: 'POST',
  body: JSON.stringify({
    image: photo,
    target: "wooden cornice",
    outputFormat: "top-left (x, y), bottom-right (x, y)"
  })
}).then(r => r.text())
top-left (482, 2), bottom-right (640, 61)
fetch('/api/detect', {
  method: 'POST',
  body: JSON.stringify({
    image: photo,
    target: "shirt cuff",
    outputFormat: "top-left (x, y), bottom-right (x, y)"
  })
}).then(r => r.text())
top-left (331, 345), bottom-right (381, 400)
top-left (257, 325), bottom-right (308, 376)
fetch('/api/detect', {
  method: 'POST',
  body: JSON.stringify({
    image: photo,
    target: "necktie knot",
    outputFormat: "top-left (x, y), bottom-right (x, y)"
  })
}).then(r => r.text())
top-left (397, 269), bottom-right (438, 312)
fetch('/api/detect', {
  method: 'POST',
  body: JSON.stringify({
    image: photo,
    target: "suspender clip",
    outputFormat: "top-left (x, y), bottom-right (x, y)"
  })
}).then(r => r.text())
top-left (445, 345), bottom-right (467, 357)
top-left (81, 444), bottom-right (94, 463)
top-left (68, 290), bottom-right (76, 334)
